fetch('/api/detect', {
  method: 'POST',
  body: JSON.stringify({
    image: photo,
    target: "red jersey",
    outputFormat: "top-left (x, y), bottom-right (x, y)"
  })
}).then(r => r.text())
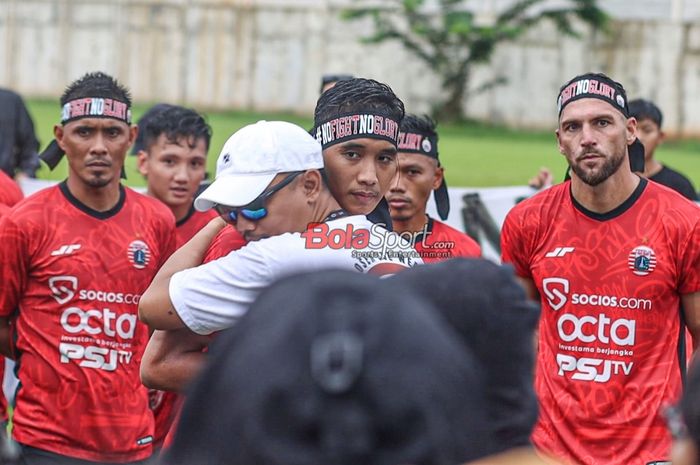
top-left (160, 224), bottom-right (247, 450)
top-left (203, 225), bottom-right (248, 262)
top-left (175, 207), bottom-right (218, 248)
top-left (0, 170), bottom-right (23, 207)
top-left (0, 182), bottom-right (176, 462)
top-left (150, 206), bottom-right (217, 448)
top-left (0, 202), bottom-right (11, 423)
top-left (415, 217), bottom-right (481, 263)
top-left (501, 179), bottom-right (700, 465)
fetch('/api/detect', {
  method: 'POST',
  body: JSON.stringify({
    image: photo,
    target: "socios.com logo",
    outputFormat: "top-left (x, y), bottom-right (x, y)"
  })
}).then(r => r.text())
top-left (48, 276), bottom-right (78, 305)
top-left (542, 277), bottom-right (569, 311)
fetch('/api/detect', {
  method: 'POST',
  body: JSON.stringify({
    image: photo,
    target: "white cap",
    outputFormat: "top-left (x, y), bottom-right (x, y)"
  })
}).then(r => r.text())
top-left (194, 120), bottom-right (324, 211)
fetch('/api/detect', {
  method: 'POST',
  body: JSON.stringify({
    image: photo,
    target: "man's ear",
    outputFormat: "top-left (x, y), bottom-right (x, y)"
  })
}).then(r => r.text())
top-left (302, 170), bottom-right (323, 202)
top-left (432, 165), bottom-right (444, 191)
top-left (129, 124), bottom-right (139, 147)
top-left (53, 125), bottom-right (66, 152)
top-left (555, 128), bottom-right (565, 156)
top-left (136, 151), bottom-right (149, 177)
top-left (626, 117), bottom-right (638, 145)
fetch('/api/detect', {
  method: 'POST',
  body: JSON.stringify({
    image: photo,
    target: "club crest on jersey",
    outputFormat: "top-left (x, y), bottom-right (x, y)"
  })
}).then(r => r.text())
top-left (127, 240), bottom-right (151, 269)
top-left (628, 245), bottom-right (656, 276)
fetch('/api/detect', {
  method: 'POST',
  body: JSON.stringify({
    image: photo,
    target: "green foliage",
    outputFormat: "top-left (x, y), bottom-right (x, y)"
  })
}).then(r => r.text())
top-left (27, 101), bottom-right (700, 188)
top-left (343, 0), bottom-right (608, 121)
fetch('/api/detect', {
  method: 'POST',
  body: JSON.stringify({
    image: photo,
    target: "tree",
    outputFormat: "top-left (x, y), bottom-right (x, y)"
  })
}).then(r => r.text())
top-left (343, 0), bottom-right (608, 121)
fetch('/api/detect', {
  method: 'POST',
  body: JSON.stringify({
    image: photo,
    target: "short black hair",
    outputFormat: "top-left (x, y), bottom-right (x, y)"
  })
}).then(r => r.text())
top-left (314, 78), bottom-right (405, 127)
top-left (60, 71), bottom-right (131, 107)
top-left (131, 103), bottom-right (174, 154)
top-left (629, 99), bottom-right (663, 128)
top-left (320, 74), bottom-right (354, 93)
top-left (140, 105), bottom-right (212, 153)
top-left (400, 114), bottom-right (438, 139)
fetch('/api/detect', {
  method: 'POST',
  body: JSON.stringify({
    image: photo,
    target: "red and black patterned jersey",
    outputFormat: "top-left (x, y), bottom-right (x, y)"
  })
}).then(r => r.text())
top-left (0, 181), bottom-right (176, 462)
top-left (150, 205), bottom-right (217, 448)
top-left (159, 225), bottom-right (246, 451)
top-left (149, 389), bottom-right (182, 450)
top-left (0, 202), bottom-right (11, 423)
top-left (175, 207), bottom-right (218, 249)
top-left (414, 217), bottom-right (481, 263)
top-left (501, 179), bottom-right (700, 465)
top-left (203, 225), bottom-right (248, 262)
top-left (0, 170), bottom-right (23, 207)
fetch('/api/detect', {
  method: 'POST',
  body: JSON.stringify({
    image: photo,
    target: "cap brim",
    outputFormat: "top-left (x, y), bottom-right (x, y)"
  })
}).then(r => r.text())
top-left (194, 172), bottom-right (276, 211)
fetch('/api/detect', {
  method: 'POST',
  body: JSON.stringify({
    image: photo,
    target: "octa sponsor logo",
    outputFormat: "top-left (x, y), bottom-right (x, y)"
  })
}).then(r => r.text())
top-left (557, 312), bottom-right (635, 346)
top-left (60, 307), bottom-right (137, 339)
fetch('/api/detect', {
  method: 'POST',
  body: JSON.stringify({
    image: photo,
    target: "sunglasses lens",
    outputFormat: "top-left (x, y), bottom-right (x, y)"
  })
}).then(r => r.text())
top-left (241, 208), bottom-right (267, 221)
top-left (227, 210), bottom-right (238, 222)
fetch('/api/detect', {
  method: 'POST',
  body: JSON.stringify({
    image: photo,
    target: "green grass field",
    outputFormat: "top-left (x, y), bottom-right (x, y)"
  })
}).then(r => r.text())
top-left (27, 99), bottom-right (700, 188)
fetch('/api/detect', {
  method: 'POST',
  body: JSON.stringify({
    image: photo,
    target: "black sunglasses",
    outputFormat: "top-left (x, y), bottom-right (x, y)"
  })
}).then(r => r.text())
top-left (215, 171), bottom-right (302, 222)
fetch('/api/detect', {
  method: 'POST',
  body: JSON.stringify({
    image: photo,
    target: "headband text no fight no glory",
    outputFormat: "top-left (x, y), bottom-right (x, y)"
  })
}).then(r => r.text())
top-left (313, 113), bottom-right (400, 149)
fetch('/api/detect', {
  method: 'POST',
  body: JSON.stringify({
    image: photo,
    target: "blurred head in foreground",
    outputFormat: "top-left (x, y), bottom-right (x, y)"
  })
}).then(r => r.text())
top-left (166, 270), bottom-right (490, 465)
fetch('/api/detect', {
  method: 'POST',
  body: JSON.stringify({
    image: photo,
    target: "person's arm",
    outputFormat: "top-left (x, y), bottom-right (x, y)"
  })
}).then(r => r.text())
top-left (528, 167), bottom-right (554, 190)
top-left (500, 207), bottom-right (538, 301)
top-left (0, 215), bottom-right (28, 358)
top-left (516, 276), bottom-right (539, 301)
top-left (13, 94), bottom-right (40, 177)
top-left (682, 292), bottom-right (700, 353)
top-left (0, 317), bottom-right (12, 359)
top-left (138, 217), bottom-right (227, 330)
top-left (141, 328), bottom-right (210, 392)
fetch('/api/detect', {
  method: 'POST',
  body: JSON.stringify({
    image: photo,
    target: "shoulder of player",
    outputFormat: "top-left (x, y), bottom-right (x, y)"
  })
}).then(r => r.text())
top-left (1, 184), bottom-right (61, 225)
top-left (430, 219), bottom-right (480, 249)
top-left (430, 218), bottom-right (465, 236)
top-left (656, 164), bottom-right (693, 183)
top-left (503, 183), bottom-right (569, 235)
top-left (186, 208), bottom-right (218, 227)
top-left (124, 187), bottom-right (176, 224)
top-left (508, 183), bottom-right (568, 217)
top-left (644, 179), bottom-right (699, 212)
top-left (0, 171), bottom-right (23, 204)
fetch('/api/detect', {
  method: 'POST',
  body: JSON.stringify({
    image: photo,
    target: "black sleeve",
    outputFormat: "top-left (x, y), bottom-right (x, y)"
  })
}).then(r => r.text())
top-left (13, 94), bottom-right (40, 177)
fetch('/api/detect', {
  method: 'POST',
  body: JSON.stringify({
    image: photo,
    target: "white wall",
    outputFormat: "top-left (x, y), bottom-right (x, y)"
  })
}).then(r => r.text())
top-left (1, 0), bottom-right (700, 134)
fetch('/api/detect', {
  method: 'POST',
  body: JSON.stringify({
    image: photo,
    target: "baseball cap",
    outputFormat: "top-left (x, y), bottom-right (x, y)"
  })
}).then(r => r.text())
top-left (387, 258), bottom-right (541, 458)
top-left (166, 270), bottom-right (491, 465)
top-left (194, 120), bottom-right (324, 211)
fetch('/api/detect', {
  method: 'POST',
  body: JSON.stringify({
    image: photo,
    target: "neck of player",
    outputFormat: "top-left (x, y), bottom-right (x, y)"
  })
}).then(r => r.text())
top-left (570, 165), bottom-right (641, 214)
top-left (158, 193), bottom-right (192, 223)
top-left (66, 175), bottom-right (122, 212)
top-left (313, 191), bottom-right (344, 223)
top-left (643, 157), bottom-right (663, 178)
top-left (392, 209), bottom-right (428, 235)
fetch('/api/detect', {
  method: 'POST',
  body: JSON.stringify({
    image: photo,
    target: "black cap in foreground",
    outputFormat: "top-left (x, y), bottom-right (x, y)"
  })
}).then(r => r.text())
top-left (166, 270), bottom-right (490, 465)
top-left (388, 258), bottom-right (541, 458)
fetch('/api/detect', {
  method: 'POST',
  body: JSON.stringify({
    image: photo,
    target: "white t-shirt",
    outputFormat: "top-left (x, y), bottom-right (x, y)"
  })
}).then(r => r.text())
top-left (169, 215), bottom-right (423, 335)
